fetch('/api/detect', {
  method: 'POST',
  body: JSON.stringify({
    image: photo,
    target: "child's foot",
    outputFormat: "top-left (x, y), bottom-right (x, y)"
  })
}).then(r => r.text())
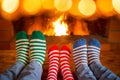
top-left (47, 45), bottom-right (59, 80)
top-left (60, 45), bottom-right (74, 80)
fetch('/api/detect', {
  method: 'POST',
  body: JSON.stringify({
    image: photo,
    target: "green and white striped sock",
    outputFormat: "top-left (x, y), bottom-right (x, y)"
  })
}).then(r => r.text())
top-left (16, 31), bottom-right (29, 65)
top-left (30, 31), bottom-right (46, 66)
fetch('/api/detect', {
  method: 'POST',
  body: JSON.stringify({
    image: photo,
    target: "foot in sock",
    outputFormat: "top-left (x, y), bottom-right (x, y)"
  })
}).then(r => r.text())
top-left (30, 31), bottom-right (46, 66)
top-left (73, 38), bottom-right (96, 80)
top-left (60, 45), bottom-right (74, 80)
top-left (16, 31), bottom-right (29, 65)
top-left (47, 45), bottom-right (59, 80)
top-left (88, 38), bottom-right (120, 80)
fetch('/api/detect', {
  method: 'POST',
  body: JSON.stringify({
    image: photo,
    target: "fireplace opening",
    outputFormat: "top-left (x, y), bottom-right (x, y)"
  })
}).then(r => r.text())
top-left (12, 14), bottom-right (109, 37)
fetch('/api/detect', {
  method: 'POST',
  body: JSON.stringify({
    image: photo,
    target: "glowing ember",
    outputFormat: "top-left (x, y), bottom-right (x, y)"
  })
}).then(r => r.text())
top-left (53, 15), bottom-right (68, 36)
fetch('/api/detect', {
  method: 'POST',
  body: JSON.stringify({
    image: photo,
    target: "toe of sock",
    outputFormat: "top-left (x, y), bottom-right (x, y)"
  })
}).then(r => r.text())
top-left (73, 38), bottom-right (86, 49)
top-left (48, 45), bottom-right (59, 53)
top-left (88, 38), bottom-right (100, 48)
top-left (16, 31), bottom-right (28, 40)
top-left (31, 31), bottom-right (45, 40)
top-left (61, 45), bottom-right (71, 53)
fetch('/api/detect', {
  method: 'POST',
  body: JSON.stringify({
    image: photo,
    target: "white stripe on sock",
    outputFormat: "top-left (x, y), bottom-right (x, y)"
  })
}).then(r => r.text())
top-left (60, 54), bottom-right (69, 59)
top-left (31, 50), bottom-right (46, 53)
top-left (49, 50), bottom-right (59, 56)
top-left (89, 59), bottom-right (100, 64)
top-left (60, 57), bottom-right (69, 61)
top-left (73, 51), bottom-right (87, 57)
top-left (60, 50), bottom-right (69, 55)
top-left (16, 45), bottom-right (29, 49)
top-left (64, 74), bottom-right (73, 79)
top-left (88, 46), bottom-right (100, 50)
top-left (49, 54), bottom-right (59, 59)
top-left (88, 48), bottom-right (100, 53)
top-left (30, 46), bottom-right (46, 50)
top-left (73, 45), bottom-right (86, 51)
top-left (30, 39), bottom-right (46, 42)
top-left (88, 51), bottom-right (100, 55)
top-left (31, 53), bottom-right (45, 57)
top-left (60, 61), bottom-right (69, 65)
top-left (30, 43), bottom-right (46, 46)
top-left (60, 64), bottom-right (69, 69)
top-left (16, 39), bottom-right (28, 43)
top-left (16, 42), bottom-right (29, 46)
top-left (73, 48), bottom-right (87, 53)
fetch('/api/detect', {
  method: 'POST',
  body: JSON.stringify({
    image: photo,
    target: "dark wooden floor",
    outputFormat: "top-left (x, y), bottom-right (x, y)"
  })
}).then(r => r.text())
top-left (0, 36), bottom-right (120, 80)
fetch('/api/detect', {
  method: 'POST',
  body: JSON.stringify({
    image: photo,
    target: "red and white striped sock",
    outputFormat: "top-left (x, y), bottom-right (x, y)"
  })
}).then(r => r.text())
top-left (60, 45), bottom-right (74, 80)
top-left (47, 45), bottom-right (59, 80)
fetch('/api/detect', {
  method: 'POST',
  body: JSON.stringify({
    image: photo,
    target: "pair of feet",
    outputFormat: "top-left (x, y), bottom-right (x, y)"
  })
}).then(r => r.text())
top-left (73, 38), bottom-right (101, 80)
top-left (47, 45), bottom-right (74, 80)
top-left (16, 31), bottom-right (46, 66)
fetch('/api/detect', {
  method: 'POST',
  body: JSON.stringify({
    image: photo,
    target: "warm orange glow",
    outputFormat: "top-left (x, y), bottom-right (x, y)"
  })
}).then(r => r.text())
top-left (69, 0), bottom-right (81, 16)
top-left (27, 18), bottom-right (42, 35)
top-left (22, 0), bottom-right (42, 15)
top-left (96, 0), bottom-right (115, 16)
top-left (73, 20), bottom-right (89, 36)
top-left (42, 0), bottom-right (55, 10)
top-left (112, 0), bottom-right (120, 14)
top-left (78, 0), bottom-right (96, 16)
top-left (53, 15), bottom-right (68, 36)
top-left (1, 0), bottom-right (19, 14)
top-left (54, 0), bottom-right (72, 12)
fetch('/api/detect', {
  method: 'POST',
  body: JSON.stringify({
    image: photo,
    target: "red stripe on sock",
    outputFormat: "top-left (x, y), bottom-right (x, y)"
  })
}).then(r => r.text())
top-left (60, 45), bottom-right (74, 80)
top-left (47, 45), bottom-right (59, 80)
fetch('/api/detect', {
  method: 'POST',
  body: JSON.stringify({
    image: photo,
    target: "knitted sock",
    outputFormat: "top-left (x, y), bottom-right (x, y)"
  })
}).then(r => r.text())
top-left (47, 45), bottom-right (59, 80)
top-left (30, 31), bottom-right (46, 66)
top-left (60, 45), bottom-right (74, 80)
top-left (16, 31), bottom-right (29, 65)
top-left (73, 38), bottom-right (96, 80)
top-left (88, 38), bottom-right (120, 80)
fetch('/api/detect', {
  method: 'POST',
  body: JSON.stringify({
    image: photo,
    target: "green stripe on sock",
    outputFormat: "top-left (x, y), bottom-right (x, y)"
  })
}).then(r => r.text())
top-left (30, 31), bottom-right (46, 66)
top-left (16, 31), bottom-right (29, 65)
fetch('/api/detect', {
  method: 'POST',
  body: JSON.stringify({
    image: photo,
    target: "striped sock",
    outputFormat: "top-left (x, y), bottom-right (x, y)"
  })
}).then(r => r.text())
top-left (60, 45), bottom-right (74, 80)
top-left (88, 38), bottom-right (120, 80)
top-left (30, 31), bottom-right (46, 66)
top-left (73, 38), bottom-right (96, 80)
top-left (47, 45), bottom-right (59, 80)
top-left (88, 38), bottom-right (101, 65)
top-left (16, 31), bottom-right (29, 65)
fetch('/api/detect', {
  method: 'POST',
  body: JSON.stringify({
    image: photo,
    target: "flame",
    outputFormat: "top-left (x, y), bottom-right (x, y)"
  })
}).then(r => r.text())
top-left (53, 15), bottom-right (68, 36)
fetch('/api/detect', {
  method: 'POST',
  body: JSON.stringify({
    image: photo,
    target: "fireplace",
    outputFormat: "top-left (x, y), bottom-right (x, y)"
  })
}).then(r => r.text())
top-left (12, 14), bottom-right (109, 37)
top-left (0, 13), bottom-right (120, 50)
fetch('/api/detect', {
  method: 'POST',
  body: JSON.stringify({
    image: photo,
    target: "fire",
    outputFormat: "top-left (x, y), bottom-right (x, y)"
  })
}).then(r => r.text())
top-left (53, 15), bottom-right (68, 36)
